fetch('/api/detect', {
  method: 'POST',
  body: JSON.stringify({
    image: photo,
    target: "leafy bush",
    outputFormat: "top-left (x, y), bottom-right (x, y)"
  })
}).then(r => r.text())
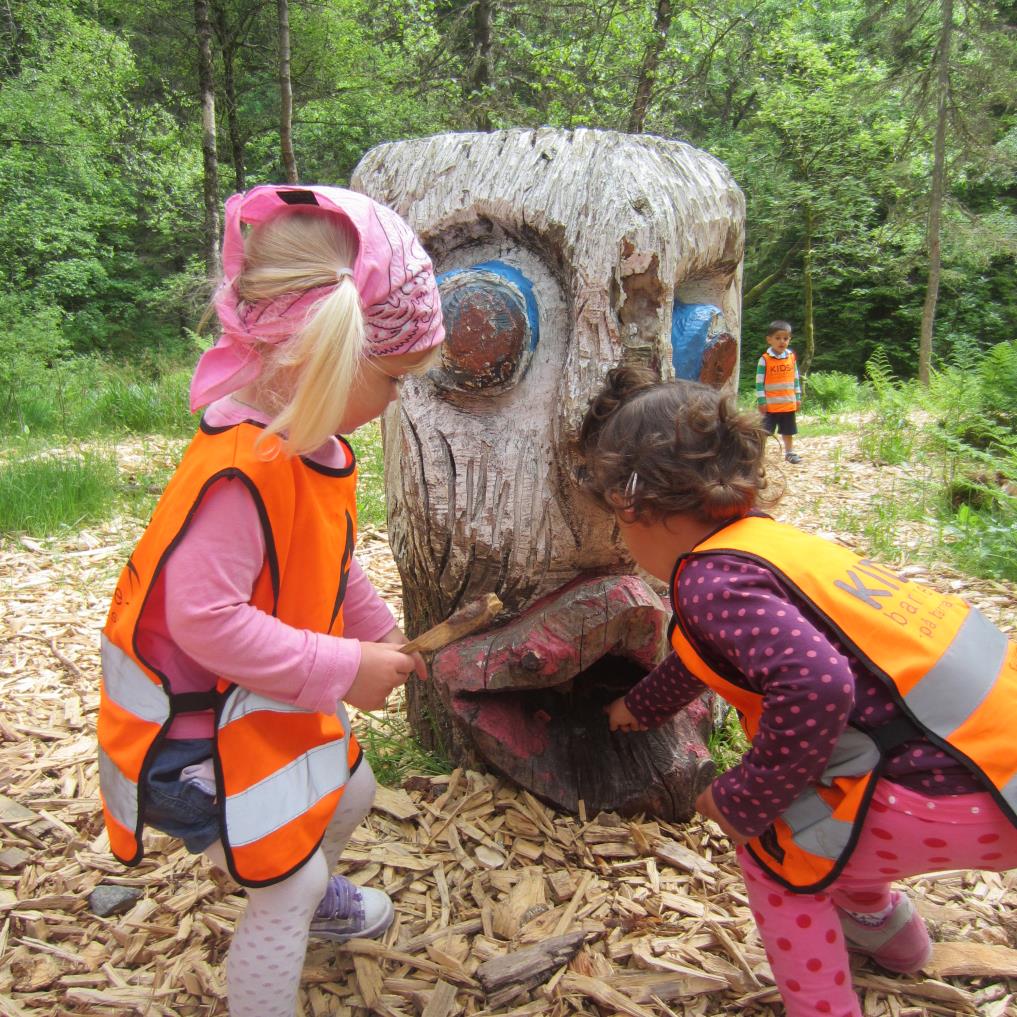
top-left (858, 347), bottom-right (915, 465)
top-left (804, 371), bottom-right (859, 412)
top-left (976, 340), bottom-right (1017, 433)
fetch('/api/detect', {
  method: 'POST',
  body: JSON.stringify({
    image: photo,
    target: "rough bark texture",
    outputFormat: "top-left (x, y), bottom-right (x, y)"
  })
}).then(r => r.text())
top-left (627, 0), bottom-right (673, 133)
top-left (919, 0), bottom-right (953, 387)
top-left (801, 201), bottom-right (815, 375)
top-left (212, 0), bottom-right (245, 191)
top-left (352, 129), bottom-right (744, 819)
top-left (193, 0), bottom-right (220, 278)
top-left (277, 0), bottom-right (298, 183)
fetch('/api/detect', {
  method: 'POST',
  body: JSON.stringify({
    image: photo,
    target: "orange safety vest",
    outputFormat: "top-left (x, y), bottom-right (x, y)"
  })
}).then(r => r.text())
top-left (98, 418), bottom-right (362, 886)
top-left (760, 351), bottom-right (798, 412)
top-left (669, 515), bottom-right (1017, 892)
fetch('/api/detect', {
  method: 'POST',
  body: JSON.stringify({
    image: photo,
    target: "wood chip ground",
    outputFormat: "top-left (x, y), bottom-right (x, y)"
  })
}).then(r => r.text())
top-left (2, 425), bottom-right (1016, 1016)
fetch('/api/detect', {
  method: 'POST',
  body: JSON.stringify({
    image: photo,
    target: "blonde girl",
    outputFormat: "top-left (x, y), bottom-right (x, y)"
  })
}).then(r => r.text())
top-left (98, 185), bottom-right (444, 1017)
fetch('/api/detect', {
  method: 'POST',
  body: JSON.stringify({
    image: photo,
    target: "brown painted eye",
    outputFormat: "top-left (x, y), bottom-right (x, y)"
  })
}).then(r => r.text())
top-left (436, 262), bottom-right (538, 391)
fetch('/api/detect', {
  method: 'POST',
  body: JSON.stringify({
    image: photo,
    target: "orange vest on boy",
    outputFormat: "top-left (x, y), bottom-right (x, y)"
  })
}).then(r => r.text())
top-left (99, 419), bottom-right (361, 887)
top-left (669, 515), bottom-right (1017, 892)
top-left (760, 351), bottom-right (798, 412)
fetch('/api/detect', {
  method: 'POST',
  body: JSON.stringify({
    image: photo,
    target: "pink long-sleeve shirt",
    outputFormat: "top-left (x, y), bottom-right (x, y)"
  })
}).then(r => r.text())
top-left (134, 397), bottom-right (397, 739)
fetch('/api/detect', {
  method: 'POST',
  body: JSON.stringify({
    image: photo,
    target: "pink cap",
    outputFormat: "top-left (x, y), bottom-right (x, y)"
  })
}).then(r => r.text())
top-left (190, 184), bottom-right (445, 411)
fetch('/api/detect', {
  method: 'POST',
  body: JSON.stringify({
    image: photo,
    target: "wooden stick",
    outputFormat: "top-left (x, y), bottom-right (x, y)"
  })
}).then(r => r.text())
top-left (401, 593), bottom-right (503, 655)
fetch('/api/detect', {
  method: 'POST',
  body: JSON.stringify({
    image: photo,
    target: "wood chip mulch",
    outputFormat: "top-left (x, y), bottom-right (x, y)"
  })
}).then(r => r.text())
top-left (1, 425), bottom-right (1016, 1016)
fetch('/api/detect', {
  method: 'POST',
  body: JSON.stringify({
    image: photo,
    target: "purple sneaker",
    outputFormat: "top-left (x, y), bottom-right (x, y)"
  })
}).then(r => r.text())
top-left (838, 892), bottom-right (932, 974)
top-left (309, 875), bottom-right (394, 943)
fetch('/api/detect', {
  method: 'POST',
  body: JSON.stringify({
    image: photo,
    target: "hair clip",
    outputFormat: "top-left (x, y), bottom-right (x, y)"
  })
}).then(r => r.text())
top-left (624, 471), bottom-right (639, 501)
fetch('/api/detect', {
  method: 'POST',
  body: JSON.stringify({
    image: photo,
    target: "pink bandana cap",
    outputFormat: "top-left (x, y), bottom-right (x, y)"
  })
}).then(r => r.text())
top-left (190, 184), bottom-right (445, 411)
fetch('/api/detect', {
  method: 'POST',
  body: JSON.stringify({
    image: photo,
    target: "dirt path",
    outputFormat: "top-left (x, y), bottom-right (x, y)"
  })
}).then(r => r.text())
top-left (1, 427), bottom-right (1015, 1016)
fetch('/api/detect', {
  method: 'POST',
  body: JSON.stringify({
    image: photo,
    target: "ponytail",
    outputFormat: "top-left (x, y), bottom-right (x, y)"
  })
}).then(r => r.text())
top-left (262, 281), bottom-right (365, 456)
top-left (224, 210), bottom-right (364, 458)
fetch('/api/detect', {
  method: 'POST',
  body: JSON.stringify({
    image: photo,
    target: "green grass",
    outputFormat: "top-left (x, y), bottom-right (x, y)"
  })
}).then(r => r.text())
top-left (0, 449), bottom-right (120, 536)
top-left (356, 709), bottom-right (451, 787)
top-left (708, 706), bottom-right (749, 775)
top-left (2, 355), bottom-right (195, 440)
top-left (349, 420), bottom-right (387, 531)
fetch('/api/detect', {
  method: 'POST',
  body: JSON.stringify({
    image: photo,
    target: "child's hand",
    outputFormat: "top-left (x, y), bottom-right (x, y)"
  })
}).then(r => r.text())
top-left (605, 696), bottom-right (648, 732)
top-left (695, 784), bottom-right (750, 846)
top-left (379, 625), bottom-right (427, 680)
top-left (346, 642), bottom-right (419, 711)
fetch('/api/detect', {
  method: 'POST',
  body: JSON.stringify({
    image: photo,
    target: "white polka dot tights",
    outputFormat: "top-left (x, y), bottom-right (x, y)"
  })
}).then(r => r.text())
top-left (204, 762), bottom-right (377, 1016)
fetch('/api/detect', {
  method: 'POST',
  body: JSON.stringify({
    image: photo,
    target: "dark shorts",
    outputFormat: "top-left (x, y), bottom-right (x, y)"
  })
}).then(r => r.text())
top-left (143, 737), bottom-right (221, 853)
top-left (760, 410), bottom-right (798, 436)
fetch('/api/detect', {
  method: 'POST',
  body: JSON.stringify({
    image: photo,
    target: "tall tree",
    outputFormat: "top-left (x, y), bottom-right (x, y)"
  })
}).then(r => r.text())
top-left (917, 0), bottom-right (952, 385)
top-left (468, 0), bottom-right (494, 130)
top-left (277, 0), bottom-right (298, 181)
top-left (628, 0), bottom-right (673, 133)
top-left (194, 0), bottom-right (220, 276)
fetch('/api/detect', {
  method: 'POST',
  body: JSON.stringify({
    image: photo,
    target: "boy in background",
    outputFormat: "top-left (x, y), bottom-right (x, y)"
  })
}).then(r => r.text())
top-left (756, 320), bottom-right (802, 464)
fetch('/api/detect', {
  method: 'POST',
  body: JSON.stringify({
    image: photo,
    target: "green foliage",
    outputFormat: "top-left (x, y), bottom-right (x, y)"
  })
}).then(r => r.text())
top-left (0, 449), bottom-right (119, 536)
top-left (976, 341), bottom-right (1017, 434)
top-left (804, 371), bottom-right (860, 413)
top-left (356, 710), bottom-right (451, 788)
top-left (857, 348), bottom-right (916, 465)
top-left (708, 706), bottom-right (748, 775)
top-left (0, 356), bottom-right (195, 439)
top-left (350, 421), bottom-right (387, 532)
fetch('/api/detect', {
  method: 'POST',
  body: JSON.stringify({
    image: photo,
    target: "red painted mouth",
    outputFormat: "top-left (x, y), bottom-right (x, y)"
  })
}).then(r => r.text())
top-left (428, 574), bottom-right (706, 814)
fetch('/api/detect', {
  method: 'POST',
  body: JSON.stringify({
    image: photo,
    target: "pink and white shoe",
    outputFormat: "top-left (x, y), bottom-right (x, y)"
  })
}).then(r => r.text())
top-left (838, 892), bottom-right (932, 974)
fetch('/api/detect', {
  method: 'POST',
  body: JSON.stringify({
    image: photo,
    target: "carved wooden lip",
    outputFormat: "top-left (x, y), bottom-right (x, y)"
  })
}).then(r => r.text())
top-left (429, 573), bottom-right (668, 697)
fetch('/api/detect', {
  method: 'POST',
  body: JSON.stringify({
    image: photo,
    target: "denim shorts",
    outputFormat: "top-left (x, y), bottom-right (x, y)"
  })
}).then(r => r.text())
top-left (143, 737), bottom-right (221, 853)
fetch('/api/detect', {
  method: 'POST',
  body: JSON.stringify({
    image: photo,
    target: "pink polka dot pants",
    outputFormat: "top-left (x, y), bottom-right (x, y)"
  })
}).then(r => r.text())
top-left (739, 780), bottom-right (1017, 1017)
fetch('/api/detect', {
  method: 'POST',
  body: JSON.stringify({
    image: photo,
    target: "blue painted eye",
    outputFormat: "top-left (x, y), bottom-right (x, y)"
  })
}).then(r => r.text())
top-left (436, 261), bottom-right (539, 391)
top-left (671, 300), bottom-right (735, 386)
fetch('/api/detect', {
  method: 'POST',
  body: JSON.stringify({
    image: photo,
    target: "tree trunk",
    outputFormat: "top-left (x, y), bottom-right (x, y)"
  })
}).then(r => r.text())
top-left (213, 0), bottom-right (245, 192)
top-left (277, 0), bottom-right (298, 183)
top-left (194, 0), bottom-right (220, 278)
top-left (468, 0), bottom-right (493, 131)
top-left (353, 129), bottom-right (746, 819)
top-left (627, 0), bottom-right (673, 134)
top-left (800, 201), bottom-right (815, 375)
top-left (743, 238), bottom-right (803, 308)
top-left (919, 0), bottom-right (952, 387)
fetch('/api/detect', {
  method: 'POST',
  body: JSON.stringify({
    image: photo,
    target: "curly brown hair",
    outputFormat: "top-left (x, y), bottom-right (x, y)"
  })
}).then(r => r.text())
top-left (577, 366), bottom-right (779, 522)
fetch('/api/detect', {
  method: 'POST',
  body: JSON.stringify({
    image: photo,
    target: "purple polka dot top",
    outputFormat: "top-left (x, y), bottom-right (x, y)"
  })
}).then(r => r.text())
top-left (623, 555), bottom-right (984, 839)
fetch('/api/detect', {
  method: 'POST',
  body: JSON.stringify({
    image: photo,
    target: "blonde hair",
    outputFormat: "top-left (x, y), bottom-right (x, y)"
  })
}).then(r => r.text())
top-left (235, 210), bottom-right (365, 457)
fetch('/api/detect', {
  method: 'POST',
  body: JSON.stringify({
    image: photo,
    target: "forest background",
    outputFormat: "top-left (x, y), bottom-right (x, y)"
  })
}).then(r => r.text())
top-left (4, 0), bottom-right (1016, 384)
top-left (1, 0), bottom-right (1016, 581)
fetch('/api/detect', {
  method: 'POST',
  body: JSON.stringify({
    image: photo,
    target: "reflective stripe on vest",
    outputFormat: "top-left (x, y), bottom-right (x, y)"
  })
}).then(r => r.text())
top-left (101, 636), bottom-right (171, 726)
top-left (220, 693), bottom-right (352, 847)
top-left (99, 744), bottom-right (139, 841)
top-left (669, 515), bottom-right (1017, 892)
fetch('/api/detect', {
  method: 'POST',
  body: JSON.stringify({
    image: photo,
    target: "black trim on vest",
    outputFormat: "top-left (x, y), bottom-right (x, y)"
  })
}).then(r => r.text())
top-left (171, 691), bottom-right (220, 714)
top-left (329, 510), bottom-right (355, 633)
top-left (198, 415), bottom-right (357, 477)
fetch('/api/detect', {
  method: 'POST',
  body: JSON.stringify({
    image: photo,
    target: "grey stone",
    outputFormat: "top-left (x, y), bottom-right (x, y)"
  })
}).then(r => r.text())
top-left (88, 883), bottom-right (142, 917)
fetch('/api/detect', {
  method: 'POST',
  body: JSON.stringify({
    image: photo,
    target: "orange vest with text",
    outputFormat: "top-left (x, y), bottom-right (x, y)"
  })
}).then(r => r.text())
top-left (669, 515), bottom-right (1017, 892)
top-left (98, 418), bottom-right (361, 886)
top-left (760, 351), bottom-right (798, 412)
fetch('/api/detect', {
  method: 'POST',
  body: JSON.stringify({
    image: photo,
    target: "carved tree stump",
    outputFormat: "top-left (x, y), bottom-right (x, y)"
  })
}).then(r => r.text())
top-left (352, 128), bottom-right (744, 820)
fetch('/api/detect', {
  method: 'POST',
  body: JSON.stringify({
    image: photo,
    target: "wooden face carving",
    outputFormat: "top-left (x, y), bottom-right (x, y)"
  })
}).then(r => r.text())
top-left (353, 129), bottom-right (745, 819)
